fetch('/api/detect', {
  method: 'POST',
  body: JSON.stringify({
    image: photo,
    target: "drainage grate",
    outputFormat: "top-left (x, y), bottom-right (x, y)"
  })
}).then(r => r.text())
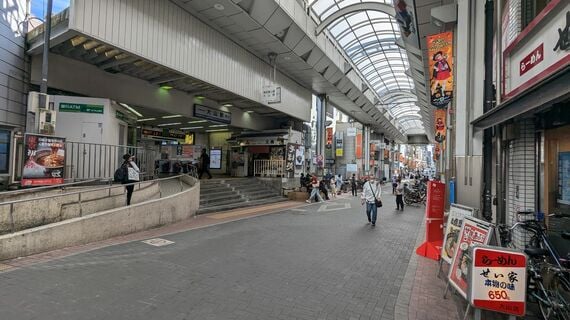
top-left (142, 238), bottom-right (175, 247)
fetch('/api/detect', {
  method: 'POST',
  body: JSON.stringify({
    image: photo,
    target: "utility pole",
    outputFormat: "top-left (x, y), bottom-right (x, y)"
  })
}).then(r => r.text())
top-left (482, 0), bottom-right (494, 221)
top-left (39, 0), bottom-right (53, 108)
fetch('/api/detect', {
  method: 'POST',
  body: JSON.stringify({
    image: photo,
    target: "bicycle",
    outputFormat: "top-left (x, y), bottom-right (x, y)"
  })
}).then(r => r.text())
top-left (497, 212), bottom-right (570, 319)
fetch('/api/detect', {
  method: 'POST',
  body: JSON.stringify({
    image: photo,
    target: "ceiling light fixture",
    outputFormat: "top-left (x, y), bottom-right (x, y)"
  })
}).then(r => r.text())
top-left (157, 122), bottom-right (181, 127)
top-left (119, 103), bottom-right (143, 117)
top-left (162, 114), bottom-right (182, 119)
top-left (222, 103), bottom-right (233, 107)
top-left (160, 85), bottom-right (173, 90)
top-left (136, 118), bottom-right (156, 122)
top-left (245, 110), bottom-right (254, 113)
top-left (206, 129), bottom-right (229, 132)
top-left (213, 3), bottom-right (224, 10)
top-left (179, 126), bottom-right (204, 130)
top-left (188, 120), bottom-right (207, 124)
top-left (209, 124), bottom-right (227, 128)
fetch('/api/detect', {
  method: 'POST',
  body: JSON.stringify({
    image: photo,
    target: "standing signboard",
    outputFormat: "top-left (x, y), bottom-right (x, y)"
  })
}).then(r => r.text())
top-left (441, 204), bottom-right (474, 264)
top-left (469, 246), bottom-right (527, 317)
top-left (22, 134), bottom-right (66, 186)
top-left (416, 181), bottom-right (446, 260)
top-left (448, 216), bottom-right (493, 298)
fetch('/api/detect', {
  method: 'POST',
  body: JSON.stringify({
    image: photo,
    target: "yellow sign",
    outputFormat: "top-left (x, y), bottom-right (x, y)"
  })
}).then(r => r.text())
top-left (185, 133), bottom-right (194, 145)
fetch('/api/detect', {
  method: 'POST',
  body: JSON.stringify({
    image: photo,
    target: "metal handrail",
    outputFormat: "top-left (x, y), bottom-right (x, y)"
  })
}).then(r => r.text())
top-left (0, 179), bottom-right (101, 196)
top-left (0, 174), bottom-right (193, 206)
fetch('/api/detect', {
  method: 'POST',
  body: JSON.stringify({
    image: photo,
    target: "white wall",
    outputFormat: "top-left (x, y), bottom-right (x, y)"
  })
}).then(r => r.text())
top-left (0, 0), bottom-right (27, 128)
top-left (67, 0), bottom-right (312, 122)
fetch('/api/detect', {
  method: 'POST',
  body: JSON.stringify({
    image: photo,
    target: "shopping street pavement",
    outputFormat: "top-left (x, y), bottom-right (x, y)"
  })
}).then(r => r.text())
top-left (0, 186), bottom-right (461, 320)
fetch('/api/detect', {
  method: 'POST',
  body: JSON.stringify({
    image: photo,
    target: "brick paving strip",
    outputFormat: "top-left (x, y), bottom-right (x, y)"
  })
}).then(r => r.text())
top-left (0, 199), bottom-right (312, 271)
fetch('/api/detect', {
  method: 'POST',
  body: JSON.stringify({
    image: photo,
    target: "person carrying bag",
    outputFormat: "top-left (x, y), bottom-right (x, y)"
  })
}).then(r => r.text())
top-left (361, 178), bottom-right (382, 227)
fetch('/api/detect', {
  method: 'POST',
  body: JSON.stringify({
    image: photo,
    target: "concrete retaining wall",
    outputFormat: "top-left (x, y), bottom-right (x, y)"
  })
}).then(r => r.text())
top-left (0, 176), bottom-right (199, 260)
top-left (0, 181), bottom-right (158, 234)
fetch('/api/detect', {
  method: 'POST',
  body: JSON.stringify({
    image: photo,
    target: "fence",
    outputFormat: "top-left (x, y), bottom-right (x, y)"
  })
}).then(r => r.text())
top-left (253, 160), bottom-right (285, 177)
top-left (12, 136), bottom-right (159, 184)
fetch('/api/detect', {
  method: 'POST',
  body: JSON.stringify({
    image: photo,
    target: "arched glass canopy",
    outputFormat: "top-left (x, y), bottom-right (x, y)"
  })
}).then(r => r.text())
top-left (306, 0), bottom-right (425, 135)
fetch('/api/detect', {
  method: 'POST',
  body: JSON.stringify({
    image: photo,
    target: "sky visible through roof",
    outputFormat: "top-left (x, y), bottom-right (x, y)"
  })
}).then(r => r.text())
top-left (306, 0), bottom-right (425, 134)
top-left (30, 0), bottom-right (69, 19)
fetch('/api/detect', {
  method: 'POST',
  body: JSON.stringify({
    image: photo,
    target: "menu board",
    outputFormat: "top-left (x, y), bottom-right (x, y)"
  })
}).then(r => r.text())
top-left (558, 152), bottom-right (570, 205)
top-left (441, 204), bottom-right (474, 264)
top-left (22, 134), bottom-right (66, 186)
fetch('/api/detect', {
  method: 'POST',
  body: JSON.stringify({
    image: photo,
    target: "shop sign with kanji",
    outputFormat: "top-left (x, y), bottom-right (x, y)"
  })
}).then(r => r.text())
top-left (468, 246), bottom-right (527, 317)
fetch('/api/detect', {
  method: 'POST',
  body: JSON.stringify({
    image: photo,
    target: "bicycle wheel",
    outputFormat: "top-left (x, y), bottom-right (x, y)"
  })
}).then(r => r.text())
top-left (539, 274), bottom-right (570, 320)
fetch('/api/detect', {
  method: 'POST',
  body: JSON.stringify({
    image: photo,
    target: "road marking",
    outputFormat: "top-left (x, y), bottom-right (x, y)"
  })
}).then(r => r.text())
top-left (291, 209), bottom-right (307, 212)
top-left (317, 202), bottom-right (352, 212)
top-left (142, 238), bottom-right (175, 247)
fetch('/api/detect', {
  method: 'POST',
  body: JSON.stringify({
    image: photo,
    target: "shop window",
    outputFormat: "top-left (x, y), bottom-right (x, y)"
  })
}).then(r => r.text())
top-left (0, 130), bottom-right (11, 174)
top-left (521, 0), bottom-right (551, 30)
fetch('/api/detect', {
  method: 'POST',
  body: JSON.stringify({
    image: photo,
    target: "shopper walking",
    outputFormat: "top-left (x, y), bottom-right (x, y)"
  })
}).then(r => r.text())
top-left (198, 148), bottom-right (212, 179)
top-left (336, 174), bottom-right (343, 194)
top-left (306, 175), bottom-right (324, 203)
top-left (361, 178), bottom-right (382, 226)
top-left (395, 177), bottom-right (404, 211)
top-left (392, 175), bottom-right (398, 194)
top-left (351, 173), bottom-right (357, 196)
top-left (329, 176), bottom-right (337, 198)
top-left (319, 178), bottom-right (330, 200)
top-left (122, 154), bottom-right (140, 206)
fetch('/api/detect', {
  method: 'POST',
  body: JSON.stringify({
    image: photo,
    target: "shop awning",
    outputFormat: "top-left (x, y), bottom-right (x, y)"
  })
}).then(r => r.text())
top-left (471, 68), bottom-right (570, 130)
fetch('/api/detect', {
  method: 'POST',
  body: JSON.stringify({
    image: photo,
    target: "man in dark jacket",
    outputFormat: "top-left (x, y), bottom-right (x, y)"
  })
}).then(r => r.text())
top-left (199, 148), bottom-right (212, 179)
top-left (351, 173), bottom-right (357, 196)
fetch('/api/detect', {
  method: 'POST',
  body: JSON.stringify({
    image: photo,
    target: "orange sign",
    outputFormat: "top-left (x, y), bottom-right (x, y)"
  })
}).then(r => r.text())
top-left (355, 133), bottom-right (362, 159)
top-left (434, 109), bottom-right (446, 146)
top-left (427, 32), bottom-right (453, 108)
top-left (326, 127), bottom-right (333, 146)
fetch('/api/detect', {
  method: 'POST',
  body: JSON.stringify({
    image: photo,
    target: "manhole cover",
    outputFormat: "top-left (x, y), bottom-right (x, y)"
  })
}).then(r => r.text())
top-left (142, 238), bottom-right (175, 247)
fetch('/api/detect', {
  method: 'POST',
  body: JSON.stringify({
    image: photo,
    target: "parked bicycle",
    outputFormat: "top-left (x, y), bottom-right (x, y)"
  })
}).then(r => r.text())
top-left (403, 182), bottom-right (426, 206)
top-left (497, 212), bottom-right (570, 320)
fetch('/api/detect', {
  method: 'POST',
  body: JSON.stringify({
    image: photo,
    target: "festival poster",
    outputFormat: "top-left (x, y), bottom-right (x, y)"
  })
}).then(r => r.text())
top-left (448, 216), bottom-right (493, 298)
top-left (427, 32), bottom-right (454, 108)
top-left (434, 109), bottom-right (446, 145)
top-left (22, 134), bottom-right (66, 186)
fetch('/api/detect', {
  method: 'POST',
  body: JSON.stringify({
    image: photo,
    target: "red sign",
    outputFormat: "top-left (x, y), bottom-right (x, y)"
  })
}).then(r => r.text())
top-left (326, 128), bottom-right (333, 146)
top-left (416, 181), bottom-right (446, 260)
top-left (448, 217), bottom-right (493, 298)
top-left (22, 134), bottom-right (66, 186)
top-left (470, 247), bottom-right (527, 316)
top-left (355, 133), bottom-right (362, 159)
top-left (519, 43), bottom-right (543, 76)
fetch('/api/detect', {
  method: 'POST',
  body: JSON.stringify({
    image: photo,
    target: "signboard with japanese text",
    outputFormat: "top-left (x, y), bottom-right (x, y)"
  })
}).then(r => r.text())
top-left (209, 148), bottom-right (222, 169)
top-left (59, 102), bottom-right (104, 114)
top-left (347, 127), bottom-right (357, 137)
top-left (427, 32), bottom-right (454, 108)
top-left (434, 109), bottom-right (446, 145)
top-left (442, 204), bottom-right (474, 264)
top-left (469, 246), bottom-right (527, 316)
top-left (503, 2), bottom-right (570, 100)
top-left (285, 143), bottom-right (299, 174)
top-left (326, 128), bottom-right (333, 147)
top-left (262, 85), bottom-right (281, 104)
top-left (448, 216), bottom-right (493, 298)
top-left (193, 104), bottom-right (231, 124)
top-left (22, 134), bottom-right (65, 186)
top-left (335, 134), bottom-right (344, 157)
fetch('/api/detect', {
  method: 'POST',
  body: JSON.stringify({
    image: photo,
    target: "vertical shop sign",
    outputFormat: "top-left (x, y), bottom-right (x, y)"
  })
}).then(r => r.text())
top-left (326, 128), bottom-right (333, 146)
top-left (434, 109), bottom-right (446, 145)
top-left (325, 128), bottom-right (334, 160)
top-left (448, 216), bottom-right (493, 298)
top-left (22, 134), bottom-right (66, 186)
top-left (442, 204), bottom-right (474, 264)
top-left (558, 152), bottom-right (570, 204)
top-left (394, 0), bottom-right (420, 47)
top-left (469, 246), bottom-right (527, 317)
top-left (335, 134), bottom-right (344, 157)
top-left (427, 32), bottom-right (454, 108)
top-left (286, 143), bottom-right (296, 173)
top-left (355, 133), bottom-right (362, 159)
top-left (434, 143), bottom-right (441, 161)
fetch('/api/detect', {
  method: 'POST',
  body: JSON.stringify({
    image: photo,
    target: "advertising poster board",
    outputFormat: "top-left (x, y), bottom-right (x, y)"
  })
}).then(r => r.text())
top-left (346, 163), bottom-right (357, 172)
top-left (22, 134), bottom-right (66, 186)
top-left (295, 146), bottom-right (305, 167)
top-left (442, 204), bottom-right (474, 264)
top-left (469, 246), bottom-right (527, 317)
top-left (448, 216), bottom-right (493, 298)
top-left (335, 134), bottom-right (344, 157)
top-left (210, 148), bottom-right (222, 169)
top-left (427, 31), bottom-right (454, 108)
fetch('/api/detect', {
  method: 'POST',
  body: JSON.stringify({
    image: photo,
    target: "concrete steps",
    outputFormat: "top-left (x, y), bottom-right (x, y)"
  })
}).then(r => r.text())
top-left (198, 178), bottom-right (284, 214)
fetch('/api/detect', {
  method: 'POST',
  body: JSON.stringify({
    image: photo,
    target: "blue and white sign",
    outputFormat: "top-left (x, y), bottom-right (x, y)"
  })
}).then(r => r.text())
top-left (193, 104), bottom-right (231, 124)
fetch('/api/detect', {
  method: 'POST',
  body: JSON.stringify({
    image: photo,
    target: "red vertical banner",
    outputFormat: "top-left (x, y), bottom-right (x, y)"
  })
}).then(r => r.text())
top-left (416, 181), bottom-right (446, 260)
top-left (355, 133), bottom-right (362, 159)
top-left (427, 31), bottom-right (454, 108)
top-left (434, 109), bottom-right (446, 146)
top-left (326, 128), bottom-right (333, 146)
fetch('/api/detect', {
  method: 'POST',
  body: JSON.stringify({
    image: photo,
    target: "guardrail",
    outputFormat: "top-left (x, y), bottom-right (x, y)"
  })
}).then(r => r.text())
top-left (0, 174), bottom-right (194, 234)
top-left (253, 159), bottom-right (285, 177)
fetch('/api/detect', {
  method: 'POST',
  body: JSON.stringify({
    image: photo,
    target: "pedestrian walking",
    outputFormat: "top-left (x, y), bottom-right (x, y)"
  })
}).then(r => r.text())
top-left (329, 176), bottom-right (337, 198)
top-left (336, 174), bottom-right (343, 194)
top-left (392, 175), bottom-right (398, 194)
top-left (122, 154), bottom-right (140, 206)
top-left (319, 178), bottom-right (330, 200)
top-left (361, 178), bottom-right (382, 226)
top-left (198, 148), bottom-right (212, 179)
top-left (351, 173), bottom-right (357, 196)
top-left (306, 175), bottom-right (324, 203)
top-left (395, 177), bottom-right (404, 211)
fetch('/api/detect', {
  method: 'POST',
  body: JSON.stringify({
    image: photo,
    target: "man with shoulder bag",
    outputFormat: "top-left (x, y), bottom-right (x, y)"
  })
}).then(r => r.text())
top-left (361, 178), bottom-right (382, 227)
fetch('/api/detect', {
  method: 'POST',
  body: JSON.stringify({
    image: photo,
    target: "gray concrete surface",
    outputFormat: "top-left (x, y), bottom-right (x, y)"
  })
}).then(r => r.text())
top-left (0, 185), bottom-right (424, 320)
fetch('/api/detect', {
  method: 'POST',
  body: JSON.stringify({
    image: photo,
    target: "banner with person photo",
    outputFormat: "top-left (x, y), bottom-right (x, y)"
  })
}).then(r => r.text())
top-left (427, 32), bottom-right (454, 108)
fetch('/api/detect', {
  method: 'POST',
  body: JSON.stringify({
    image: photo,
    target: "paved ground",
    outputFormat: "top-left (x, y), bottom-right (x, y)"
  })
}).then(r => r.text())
top-left (0, 186), bottom-right (462, 320)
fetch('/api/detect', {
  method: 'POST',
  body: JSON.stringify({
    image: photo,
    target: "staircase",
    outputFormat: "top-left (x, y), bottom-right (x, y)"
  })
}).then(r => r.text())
top-left (197, 178), bottom-right (286, 214)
